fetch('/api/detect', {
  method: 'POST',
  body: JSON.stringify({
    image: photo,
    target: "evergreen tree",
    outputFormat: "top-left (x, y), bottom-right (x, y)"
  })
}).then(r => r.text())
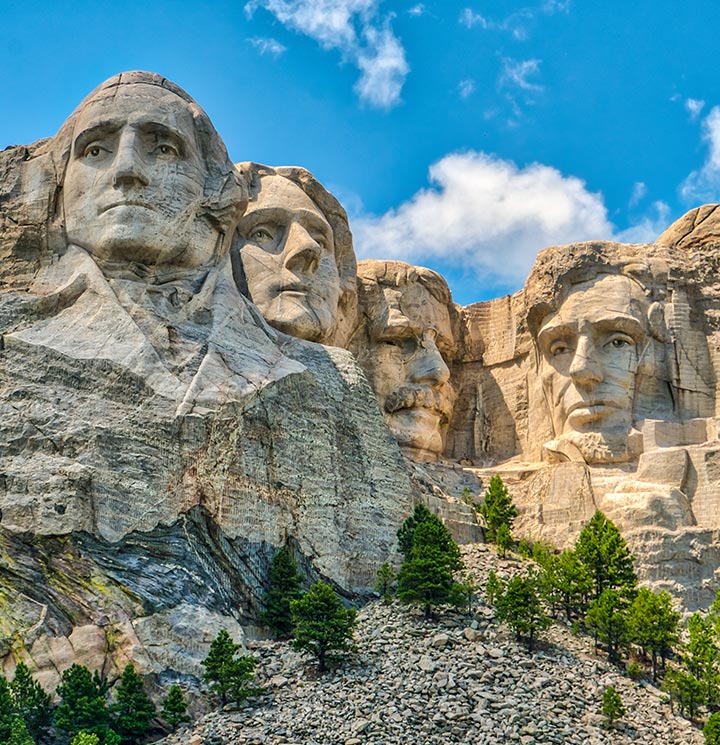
top-left (290, 582), bottom-right (357, 673)
top-left (396, 516), bottom-right (463, 619)
top-left (261, 545), bottom-right (303, 639)
top-left (397, 504), bottom-right (434, 559)
top-left (70, 734), bottom-right (100, 745)
top-left (704, 711), bottom-right (720, 744)
top-left (485, 570), bottom-right (503, 606)
top-left (538, 549), bottom-right (592, 622)
top-left (495, 573), bottom-right (551, 650)
top-left (663, 667), bottom-right (704, 720)
top-left (575, 511), bottom-right (637, 599)
top-left (687, 613), bottom-right (720, 709)
top-left (0, 676), bottom-right (16, 742)
top-left (7, 716), bottom-right (34, 745)
top-left (55, 664), bottom-right (112, 743)
top-left (475, 475), bottom-right (518, 543)
top-left (585, 589), bottom-right (628, 663)
top-left (601, 686), bottom-right (625, 729)
top-left (374, 562), bottom-right (396, 602)
top-left (626, 588), bottom-right (680, 681)
top-left (202, 630), bottom-right (257, 705)
top-left (110, 664), bottom-right (156, 744)
top-left (451, 573), bottom-right (479, 617)
top-left (10, 661), bottom-right (52, 742)
top-left (495, 523), bottom-right (513, 558)
top-left (160, 685), bottom-right (189, 732)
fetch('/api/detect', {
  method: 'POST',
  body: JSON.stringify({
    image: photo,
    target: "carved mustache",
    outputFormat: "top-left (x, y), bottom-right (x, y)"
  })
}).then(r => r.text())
top-left (384, 384), bottom-right (454, 421)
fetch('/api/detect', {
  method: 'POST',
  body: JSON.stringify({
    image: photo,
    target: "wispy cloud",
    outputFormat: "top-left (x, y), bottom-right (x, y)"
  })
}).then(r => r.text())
top-left (352, 150), bottom-right (612, 288)
top-left (247, 36), bottom-right (287, 57)
top-left (458, 79), bottom-right (476, 99)
top-left (460, 1), bottom-right (569, 39)
top-left (629, 181), bottom-right (647, 207)
top-left (407, 3), bottom-right (425, 16)
top-left (245, 0), bottom-right (409, 109)
top-left (615, 201), bottom-right (671, 243)
top-left (685, 98), bottom-right (705, 121)
top-left (499, 58), bottom-right (543, 92)
top-left (681, 106), bottom-right (720, 203)
top-left (459, 8), bottom-right (488, 29)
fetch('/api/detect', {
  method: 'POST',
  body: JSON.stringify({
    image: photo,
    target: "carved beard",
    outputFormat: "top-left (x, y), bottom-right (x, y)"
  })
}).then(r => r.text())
top-left (544, 430), bottom-right (631, 465)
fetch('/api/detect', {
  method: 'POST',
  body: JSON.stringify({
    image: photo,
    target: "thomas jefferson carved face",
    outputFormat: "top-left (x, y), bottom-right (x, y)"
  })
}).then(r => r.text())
top-left (63, 83), bottom-right (217, 270)
top-left (537, 274), bottom-right (649, 463)
top-left (237, 175), bottom-right (341, 344)
top-left (357, 275), bottom-right (456, 460)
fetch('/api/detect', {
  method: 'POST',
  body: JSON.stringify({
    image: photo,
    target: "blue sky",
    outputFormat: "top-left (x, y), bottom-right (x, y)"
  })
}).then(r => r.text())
top-left (2, 0), bottom-right (720, 305)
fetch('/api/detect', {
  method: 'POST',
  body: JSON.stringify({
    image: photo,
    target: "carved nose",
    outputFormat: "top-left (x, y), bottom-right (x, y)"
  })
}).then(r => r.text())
top-left (568, 337), bottom-right (603, 386)
top-left (283, 222), bottom-right (321, 274)
top-left (111, 131), bottom-right (149, 188)
top-left (408, 337), bottom-right (451, 387)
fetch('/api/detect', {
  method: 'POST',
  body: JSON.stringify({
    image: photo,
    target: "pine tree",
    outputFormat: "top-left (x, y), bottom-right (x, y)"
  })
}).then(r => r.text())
top-left (10, 661), bottom-right (52, 742)
top-left (110, 664), bottom-right (156, 744)
top-left (55, 664), bottom-right (112, 743)
top-left (686, 613), bottom-right (720, 709)
top-left (374, 562), bottom-right (396, 602)
top-left (71, 734), bottom-right (100, 745)
top-left (538, 549), bottom-right (592, 622)
top-left (495, 573), bottom-right (551, 650)
top-left (585, 589), bottom-right (628, 663)
top-left (475, 475), bottom-right (518, 543)
top-left (704, 711), bottom-right (720, 744)
top-left (397, 504), bottom-right (434, 559)
top-left (202, 630), bottom-right (257, 705)
top-left (261, 545), bottom-right (303, 639)
top-left (575, 511), bottom-right (637, 599)
top-left (7, 716), bottom-right (34, 745)
top-left (485, 569), bottom-right (503, 606)
top-left (626, 588), bottom-right (680, 681)
top-left (396, 516), bottom-right (463, 619)
top-left (495, 522), bottom-right (513, 558)
top-left (663, 667), bottom-right (704, 720)
top-left (601, 686), bottom-right (625, 729)
top-left (160, 685), bottom-right (189, 731)
top-left (0, 676), bottom-right (16, 742)
top-left (290, 582), bottom-right (357, 673)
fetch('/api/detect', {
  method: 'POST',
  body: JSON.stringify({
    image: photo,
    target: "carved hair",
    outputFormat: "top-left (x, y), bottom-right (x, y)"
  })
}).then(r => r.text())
top-left (234, 162), bottom-right (358, 346)
top-left (46, 71), bottom-right (247, 241)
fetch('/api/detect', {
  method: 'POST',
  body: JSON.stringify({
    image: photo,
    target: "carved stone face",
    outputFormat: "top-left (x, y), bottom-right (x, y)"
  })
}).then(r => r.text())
top-left (362, 282), bottom-right (455, 459)
top-left (537, 274), bottom-right (648, 462)
top-left (238, 175), bottom-right (340, 343)
top-left (63, 83), bottom-right (217, 269)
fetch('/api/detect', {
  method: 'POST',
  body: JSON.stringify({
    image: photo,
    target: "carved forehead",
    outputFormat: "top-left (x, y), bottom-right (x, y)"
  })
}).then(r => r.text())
top-left (247, 175), bottom-right (329, 222)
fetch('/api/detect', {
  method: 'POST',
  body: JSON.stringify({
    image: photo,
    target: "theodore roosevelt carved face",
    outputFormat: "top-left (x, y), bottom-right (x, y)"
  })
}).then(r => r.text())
top-left (536, 274), bottom-right (650, 464)
top-left (352, 261), bottom-right (457, 461)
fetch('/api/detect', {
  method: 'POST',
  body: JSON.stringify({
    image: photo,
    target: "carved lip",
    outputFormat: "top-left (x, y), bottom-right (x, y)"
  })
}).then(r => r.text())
top-left (279, 284), bottom-right (312, 296)
top-left (567, 400), bottom-right (623, 414)
top-left (100, 200), bottom-right (156, 214)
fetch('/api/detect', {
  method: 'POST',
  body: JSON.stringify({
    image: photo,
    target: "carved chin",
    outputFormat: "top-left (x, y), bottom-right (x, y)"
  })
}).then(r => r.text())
top-left (544, 430), bottom-right (632, 465)
top-left (385, 408), bottom-right (445, 459)
top-left (260, 296), bottom-right (335, 343)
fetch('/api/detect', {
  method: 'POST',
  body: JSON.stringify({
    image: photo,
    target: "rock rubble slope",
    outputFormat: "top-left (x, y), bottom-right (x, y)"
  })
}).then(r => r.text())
top-left (159, 545), bottom-right (703, 745)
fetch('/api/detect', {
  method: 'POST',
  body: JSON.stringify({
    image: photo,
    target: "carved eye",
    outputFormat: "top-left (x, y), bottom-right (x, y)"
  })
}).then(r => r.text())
top-left (250, 227), bottom-right (273, 242)
top-left (607, 335), bottom-right (634, 350)
top-left (549, 340), bottom-right (572, 357)
top-left (155, 143), bottom-right (179, 157)
top-left (83, 145), bottom-right (105, 159)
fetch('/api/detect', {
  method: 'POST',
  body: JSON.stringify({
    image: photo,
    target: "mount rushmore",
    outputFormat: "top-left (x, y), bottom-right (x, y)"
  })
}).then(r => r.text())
top-left (1, 71), bottom-right (720, 684)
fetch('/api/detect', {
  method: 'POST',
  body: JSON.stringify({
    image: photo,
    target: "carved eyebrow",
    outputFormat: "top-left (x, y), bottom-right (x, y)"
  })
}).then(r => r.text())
top-left (134, 121), bottom-right (188, 155)
top-left (537, 321), bottom-right (576, 350)
top-left (593, 315), bottom-right (645, 338)
top-left (72, 120), bottom-right (122, 157)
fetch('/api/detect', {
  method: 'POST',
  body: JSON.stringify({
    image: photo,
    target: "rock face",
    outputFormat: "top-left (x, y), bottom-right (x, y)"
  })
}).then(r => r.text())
top-left (0, 72), bottom-right (414, 687)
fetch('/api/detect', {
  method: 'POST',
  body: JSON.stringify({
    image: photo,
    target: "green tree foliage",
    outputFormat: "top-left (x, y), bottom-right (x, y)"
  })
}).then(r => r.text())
top-left (110, 664), bottom-right (156, 744)
top-left (451, 573), bottom-right (479, 616)
top-left (55, 665), bottom-right (112, 743)
top-left (397, 504), bottom-right (434, 559)
top-left (664, 667), bottom-right (705, 720)
top-left (585, 589), bottom-right (628, 663)
top-left (396, 515), bottom-right (464, 620)
top-left (0, 676), bottom-right (16, 742)
top-left (704, 711), bottom-right (720, 744)
top-left (601, 686), bottom-right (625, 729)
top-left (626, 588), bottom-right (680, 681)
top-left (485, 570), bottom-right (503, 606)
top-left (687, 613), bottom-right (720, 709)
top-left (160, 685), bottom-right (189, 731)
top-left (261, 545), bottom-right (304, 639)
top-left (71, 734), bottom-right (100, 745)
top-left (495, 573), bottom-right (551, 650)
top-left (475, 475), bottom-right (518, 543)
top-left (374, 562), bottom-right (396, 602)
top-left (290, 582), bottom-right (357, 673)
top-left (495, 523), bottom-right (513, 558)
top-left (575, 511), bottom-right (637, 600)
top-left (537, 549), bottom-right (592, 622)
top-left (202, 630), bottom-right (257, 705)
top-left (7, 716), bottom-right (34, 745)
top-left (10, 661), bottom-right (52, 742)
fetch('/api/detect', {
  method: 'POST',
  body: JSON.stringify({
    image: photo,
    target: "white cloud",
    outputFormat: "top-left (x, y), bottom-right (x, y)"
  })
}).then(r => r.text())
top-left (499, 58), bottom-right (543, 92)
top-left (681, 106), bottom-right (720, 204)
top-left (615, 201), bottom-right (671, 244)
top-left (459, 8), bottom-right (488, 28)
top-left (629, 181), bottom-right (647, 207)
top-left (685, 97), bottom-right (705, 121)
top-left (407, 3), bottom-right (425, 16)
top-left (352, 151), bottom-right (613, 287)
top-left (247, 36), bottom-right (287, 56)
top-left (245, 0), bottom-right (409, 109)
top-left (458, 79), bottom-right (476, 99)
